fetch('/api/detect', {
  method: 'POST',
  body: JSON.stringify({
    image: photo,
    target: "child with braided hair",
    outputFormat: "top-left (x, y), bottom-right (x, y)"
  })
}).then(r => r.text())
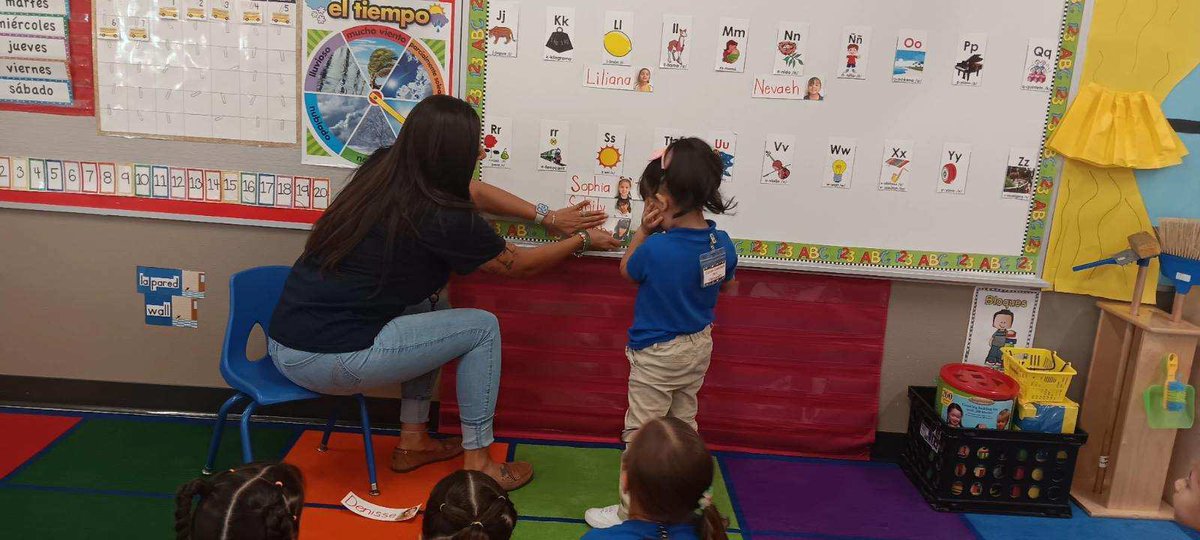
top-left (174, 462), bottom-right (305, 540)
top-left (423, 470), bottom-right (518, 539)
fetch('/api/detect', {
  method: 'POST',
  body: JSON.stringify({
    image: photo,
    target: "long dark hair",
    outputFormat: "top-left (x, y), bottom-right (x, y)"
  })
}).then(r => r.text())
top-left (302, 95), bottom-right (482, 275)
top-left (663, 138), bottom-right (736, 218)
top-left (174, 462), bottom-right (305, 540)
top-left (423, 470), bottom-right (518, 539)
top-left (625, 417), bottom-right (729, 540)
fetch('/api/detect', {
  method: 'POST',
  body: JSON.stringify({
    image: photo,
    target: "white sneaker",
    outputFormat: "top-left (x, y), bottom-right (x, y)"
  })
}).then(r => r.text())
top-left (584, 504), bottom-right (623, 529)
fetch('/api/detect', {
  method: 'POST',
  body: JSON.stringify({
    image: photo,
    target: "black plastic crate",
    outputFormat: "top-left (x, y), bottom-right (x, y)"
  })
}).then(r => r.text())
top-left (899, 386), bottom-right (1088, 518)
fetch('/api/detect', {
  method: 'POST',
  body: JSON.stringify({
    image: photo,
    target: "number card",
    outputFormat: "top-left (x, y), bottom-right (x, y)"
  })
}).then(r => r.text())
top-left (187, 169), bottom-right (205, 200)
top-left (311, 178), bottom-right (329, 209)
top-left (275, 176), bottom-right (293, 208)
top-left (64, 161), bottom-right (82, 192)
top-left (12, 158), bottom-right (29, 190)
top-left (293, 177), bottom-right (311, 209)
top-left (240, 172), bottom-right (257, 204)
top-left (0, 157), bottom-right (9, 188)
top-left (152, 165), bottom-right (170, 198)
top-left (134, 164), bottom-right (152, 196)
top-left (204, 170), bottom-right (222, 201)
top-left (30, 159), bottom-right (47, 191)
top-left (169, 168), bottom-right (188, 199)
top-left (257, 173), bottom-right (275, 206)
top-left (115, 164), bottom-right (133, 196)
top-left (46, 160), bottom-right (64, 191)
top-left (97, 163), bottom-right (118, 195)
top-left (222, 171), bottom-right (240, 202)
top-left (85, 163), bottom-right (108, 194)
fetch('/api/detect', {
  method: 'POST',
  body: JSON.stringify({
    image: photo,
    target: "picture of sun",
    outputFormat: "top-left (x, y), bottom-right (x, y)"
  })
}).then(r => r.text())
top-left (597, 145), bottom-right (622, 169)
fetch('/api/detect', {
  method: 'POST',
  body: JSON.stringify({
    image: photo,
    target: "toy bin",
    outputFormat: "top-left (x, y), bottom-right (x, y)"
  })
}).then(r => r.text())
top-left (1002, 348), bottom-right (1077, 403)
top-left (901, 386), bottom-right (1088, 518)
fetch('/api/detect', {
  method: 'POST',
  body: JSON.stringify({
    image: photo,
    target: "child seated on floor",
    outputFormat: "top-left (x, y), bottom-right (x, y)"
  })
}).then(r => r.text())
top-left (1175, 461), bottom-right (1200, 530)
top-left (174, 462), bottom-right (305, 540)
top-left (423, 470), bottom-right (518, 539)
top-left (582, 416), bottom-right (730, 539)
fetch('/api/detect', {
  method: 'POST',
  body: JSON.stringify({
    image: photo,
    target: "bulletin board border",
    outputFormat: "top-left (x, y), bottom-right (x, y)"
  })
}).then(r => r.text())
top-left (476, 0), bottom-right (1085, 281)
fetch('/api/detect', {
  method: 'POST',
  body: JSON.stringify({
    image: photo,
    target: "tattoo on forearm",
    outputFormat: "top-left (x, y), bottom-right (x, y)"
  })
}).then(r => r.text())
top-left (497, 244), bottom-right (517, 271)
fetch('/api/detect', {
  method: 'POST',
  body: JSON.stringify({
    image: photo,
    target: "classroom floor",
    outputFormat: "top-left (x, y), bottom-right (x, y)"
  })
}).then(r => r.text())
top-left (0, 406), bottom-right (1195, 540)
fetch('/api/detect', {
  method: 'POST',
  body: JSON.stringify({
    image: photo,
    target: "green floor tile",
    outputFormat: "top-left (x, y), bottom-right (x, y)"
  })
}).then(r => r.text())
top-left (7, 418), bottom-right (299, 494)
top-left (513, 520), bottom-right (591, 539)
top-left (0, 488), bottom-right (174, 539)
top-left (509, 444), bottom-right (739, 529)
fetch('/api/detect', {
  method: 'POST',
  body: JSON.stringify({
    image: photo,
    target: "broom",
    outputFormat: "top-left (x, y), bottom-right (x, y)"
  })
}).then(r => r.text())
top-left (1157, 218), bottom-right (1200, 322)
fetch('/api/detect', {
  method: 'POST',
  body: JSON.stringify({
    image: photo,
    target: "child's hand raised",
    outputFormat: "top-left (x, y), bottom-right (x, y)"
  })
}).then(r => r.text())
top-left (640, 206), bottom-right (663, 234)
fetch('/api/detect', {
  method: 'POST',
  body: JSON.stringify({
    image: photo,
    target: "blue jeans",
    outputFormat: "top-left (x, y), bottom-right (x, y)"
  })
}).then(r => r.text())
top-left (267, 295), bottom-right (501, 450)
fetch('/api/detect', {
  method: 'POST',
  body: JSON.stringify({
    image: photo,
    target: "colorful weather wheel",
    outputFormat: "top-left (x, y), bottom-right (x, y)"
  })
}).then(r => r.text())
top-left (303, 24), bottom-right (449, 166)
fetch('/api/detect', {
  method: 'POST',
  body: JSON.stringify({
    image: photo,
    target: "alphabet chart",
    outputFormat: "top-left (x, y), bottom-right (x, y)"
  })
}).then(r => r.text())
top-left (472, 0), bottom-right (1087, 284)
top-left (0, 154), bottom-right (329, 227)
top-left (93, 0), bottom-right (299, 144)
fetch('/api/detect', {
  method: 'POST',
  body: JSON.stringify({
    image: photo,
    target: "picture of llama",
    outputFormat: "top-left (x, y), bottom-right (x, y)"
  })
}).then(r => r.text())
top-left (660, 17), bottom-right (692, 69)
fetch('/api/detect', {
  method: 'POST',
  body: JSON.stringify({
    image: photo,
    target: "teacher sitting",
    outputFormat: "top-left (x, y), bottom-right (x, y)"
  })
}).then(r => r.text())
top-left (268, 95), bottom-right (620, 491)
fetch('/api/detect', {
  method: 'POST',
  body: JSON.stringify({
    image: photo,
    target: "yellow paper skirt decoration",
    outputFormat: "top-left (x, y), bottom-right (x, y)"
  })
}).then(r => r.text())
top-left (1047, 83), bottom-right (1188, 169)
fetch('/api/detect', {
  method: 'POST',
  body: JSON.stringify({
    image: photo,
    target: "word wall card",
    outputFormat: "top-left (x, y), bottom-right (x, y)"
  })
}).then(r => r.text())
top-left (94, 0), bottom-right (299, 144)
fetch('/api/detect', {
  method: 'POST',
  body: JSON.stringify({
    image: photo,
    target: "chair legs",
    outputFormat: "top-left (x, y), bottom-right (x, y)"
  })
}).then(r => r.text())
top-left (239, 401), bottom-right (260, 463)
top-left (318, 405), bottom-right (339, 452)
top-left (202, 393), bottom-right (248, 475)
top-left (355, 394), bottom-right (380, 496)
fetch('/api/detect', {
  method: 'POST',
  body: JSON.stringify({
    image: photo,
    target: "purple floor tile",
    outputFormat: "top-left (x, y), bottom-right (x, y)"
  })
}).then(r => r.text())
top-left (723, 457), bottom-right (976, 539)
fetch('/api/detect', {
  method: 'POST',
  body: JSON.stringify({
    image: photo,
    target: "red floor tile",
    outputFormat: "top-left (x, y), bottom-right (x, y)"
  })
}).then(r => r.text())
top-left (0, 412), bottom-right (81, 480)
top-left (299, 507), bottom-right (423, 540)
top-left (285, 430), bottom-right (509, 508)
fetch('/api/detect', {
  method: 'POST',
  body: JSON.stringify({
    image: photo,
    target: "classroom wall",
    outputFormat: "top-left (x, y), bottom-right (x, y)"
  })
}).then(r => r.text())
top-left (0, 111), bottom-right (1102, 434)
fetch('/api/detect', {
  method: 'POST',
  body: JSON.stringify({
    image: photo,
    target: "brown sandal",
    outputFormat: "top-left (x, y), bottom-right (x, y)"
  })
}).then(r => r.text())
top-left (488, 461), bottom-right (534, 491)
top-left (390, 437), bottom-right (464, 473)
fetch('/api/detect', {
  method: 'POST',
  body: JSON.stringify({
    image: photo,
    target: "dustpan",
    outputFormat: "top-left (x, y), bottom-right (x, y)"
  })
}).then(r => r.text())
top-left (1144, 385), bottom-right (1195, 429)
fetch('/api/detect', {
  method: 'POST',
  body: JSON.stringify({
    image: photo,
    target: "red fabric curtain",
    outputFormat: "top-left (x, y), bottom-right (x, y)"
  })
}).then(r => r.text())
top-left (440, 257), bottom-right (890, 459)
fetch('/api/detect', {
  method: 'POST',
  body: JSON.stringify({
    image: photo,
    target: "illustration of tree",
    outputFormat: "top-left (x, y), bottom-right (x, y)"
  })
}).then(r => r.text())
top-left (367, 48), bottom-right (399, 88)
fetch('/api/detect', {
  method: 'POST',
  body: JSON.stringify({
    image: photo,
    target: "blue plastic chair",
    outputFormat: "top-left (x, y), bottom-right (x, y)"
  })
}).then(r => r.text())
top-left (201, 265), bottom-right (381, 495)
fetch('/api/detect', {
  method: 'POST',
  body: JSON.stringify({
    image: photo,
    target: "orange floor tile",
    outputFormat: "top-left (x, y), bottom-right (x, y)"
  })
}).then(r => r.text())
top-left (284, 430), bottom-right (509, 508)
top-left (299, 507), bottom-right (423, 540)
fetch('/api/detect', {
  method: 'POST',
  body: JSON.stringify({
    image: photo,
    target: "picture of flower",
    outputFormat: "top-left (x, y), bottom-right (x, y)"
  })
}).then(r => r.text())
top-left (778, 41), bottom-right (803, 69)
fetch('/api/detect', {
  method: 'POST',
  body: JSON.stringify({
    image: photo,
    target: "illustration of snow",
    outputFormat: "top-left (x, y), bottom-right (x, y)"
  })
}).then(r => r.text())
top-left (346, 106), bottom-right (397, 153)
top-left (317, 94), bottom-right (369, 144)
top-left (350, 37), bottom-right (408, 89)
top-left (383, 99), bottom-right (419, 134)
top-left (316, 45), bottom-right (371, 95)
top-left (382, 51), bottom-right (434, 101)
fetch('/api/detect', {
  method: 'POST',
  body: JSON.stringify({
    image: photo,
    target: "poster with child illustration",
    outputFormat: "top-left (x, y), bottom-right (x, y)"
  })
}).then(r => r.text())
top-left (962, 287), bottom-right (1041, 369)
top-left (714, 18), bottom-right (749, 73)
top-left (837, 26), bottom-right (870, 80)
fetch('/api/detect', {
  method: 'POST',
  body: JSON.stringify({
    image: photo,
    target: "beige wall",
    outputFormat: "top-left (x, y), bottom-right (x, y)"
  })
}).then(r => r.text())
top-left (1, 111), bottom-right (1103, 432)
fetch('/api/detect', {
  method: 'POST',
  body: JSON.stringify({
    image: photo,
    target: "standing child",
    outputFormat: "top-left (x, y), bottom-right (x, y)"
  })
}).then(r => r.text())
top-left (175, 462), bottom-right (305, 540)
top-left (585, 138), bottom-right (737, 529)
top-left (582, 417), bottom-right (730, 539)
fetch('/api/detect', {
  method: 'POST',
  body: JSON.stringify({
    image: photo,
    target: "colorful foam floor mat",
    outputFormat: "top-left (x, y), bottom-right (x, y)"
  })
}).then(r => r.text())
top-left (0, 407), bottom-right (1195, 540)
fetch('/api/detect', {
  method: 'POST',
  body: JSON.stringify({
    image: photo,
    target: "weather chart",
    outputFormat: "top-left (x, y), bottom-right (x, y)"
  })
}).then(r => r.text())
top-left (302, 0), bottom-right (456, 167)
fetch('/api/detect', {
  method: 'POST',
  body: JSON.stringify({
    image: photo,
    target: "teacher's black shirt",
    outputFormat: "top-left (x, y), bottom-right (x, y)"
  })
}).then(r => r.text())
top-left (269, 207), bottom-right (506, 353)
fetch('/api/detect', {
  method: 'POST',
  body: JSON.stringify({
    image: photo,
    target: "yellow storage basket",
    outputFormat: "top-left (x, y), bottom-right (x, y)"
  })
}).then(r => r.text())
top-left (1002, 348), bottom-right (1077, 403)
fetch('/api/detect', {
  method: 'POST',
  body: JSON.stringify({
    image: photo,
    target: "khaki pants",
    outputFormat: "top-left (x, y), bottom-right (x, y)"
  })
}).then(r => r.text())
top-left (617, 326), bottom-right (712, 519)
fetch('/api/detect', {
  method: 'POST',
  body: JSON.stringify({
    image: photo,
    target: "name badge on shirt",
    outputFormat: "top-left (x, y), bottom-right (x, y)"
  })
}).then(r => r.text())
top-left (700, 233), bottom-right (726, 288)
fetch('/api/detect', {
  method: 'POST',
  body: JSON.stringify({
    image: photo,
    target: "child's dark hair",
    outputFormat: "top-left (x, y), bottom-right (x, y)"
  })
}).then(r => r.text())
top-left (993, 309), bottom-right (1014, 322)
top-left (639, 158), bottom-right (663, 201)
top-left (423, 470), bottom-right (518, 540)
top-left (616, 198), bottom-right (632, 214)
top-left (624, 417), bottom-right (729, 540)
top-left (663, 138), bottom-right (736, 218)
top-left (175, 462), bottom-right (305, 540)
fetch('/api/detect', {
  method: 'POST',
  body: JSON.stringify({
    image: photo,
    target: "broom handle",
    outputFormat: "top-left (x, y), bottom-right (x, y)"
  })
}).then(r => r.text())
top-left (1173, 292), bottom-right (1187, 323)
top-left (1093, 323), bottom-right (1136, 494)
top-left (1130, 264), bottom-right (1149, 317)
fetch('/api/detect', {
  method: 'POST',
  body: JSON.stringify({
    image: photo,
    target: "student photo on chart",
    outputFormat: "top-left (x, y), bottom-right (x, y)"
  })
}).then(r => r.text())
top-left (804, 76), bottom-right (824, 101)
